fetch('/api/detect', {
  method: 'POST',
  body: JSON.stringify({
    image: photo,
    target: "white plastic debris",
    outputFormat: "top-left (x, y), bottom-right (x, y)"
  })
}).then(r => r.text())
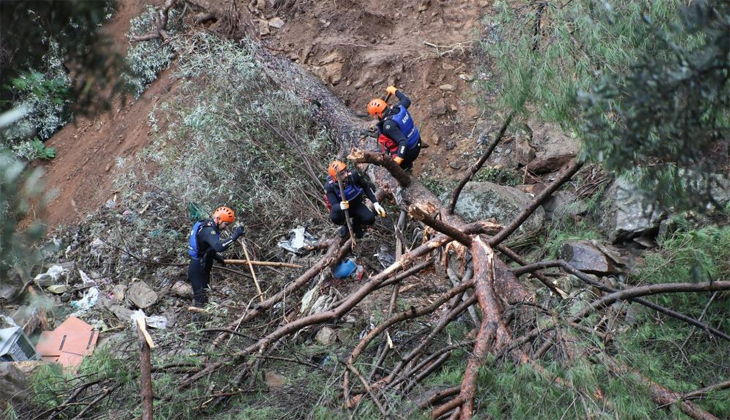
top-left (278, 226), bottom-right (318, 254)
top-left (129, 310), bottom-right (168, 329)
top-left (70, 287), bottom-right (99, 317)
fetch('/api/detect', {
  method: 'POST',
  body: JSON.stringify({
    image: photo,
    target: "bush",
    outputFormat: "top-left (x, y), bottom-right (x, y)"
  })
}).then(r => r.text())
top-left (124, 6), bottom-right (181, 98)
top-left (0, 41), bottom-right (71, 154)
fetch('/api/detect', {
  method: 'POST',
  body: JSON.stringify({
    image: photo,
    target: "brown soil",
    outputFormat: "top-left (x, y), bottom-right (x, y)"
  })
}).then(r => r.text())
top-left (41, 0), bottom-right (491, 226)
top-left (255, 0), bottom-right (491, 176)
top-left (40, 0), bottom-right (173, 227)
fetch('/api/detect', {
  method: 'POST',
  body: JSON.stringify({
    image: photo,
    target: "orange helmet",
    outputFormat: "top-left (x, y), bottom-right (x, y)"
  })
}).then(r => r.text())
top-left (328, 160), bottom-right (347, 178)
top-left (213, 206), bottom-right (235, 224)
top-left (367, 98), bottom-right (387, 118)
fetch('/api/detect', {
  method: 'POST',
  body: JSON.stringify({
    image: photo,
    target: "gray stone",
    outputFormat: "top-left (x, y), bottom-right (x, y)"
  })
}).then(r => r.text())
top-left (315, 326), bottom-right (337, 345)
top-left (258, 19), bottom-right (270, 36)
top-left (439, 84), bottom-right (456, 92)
top-left (171, 281), bottom-right (193, 299)
top-left (542, 191), bottom-right (587, 221)
top-left (0, 362), bottom-right (37, 405)
top-left (451, 182), bottom-right (545, 232)
top-left (448, 161), bottom-right (463, 170)
top-left (0, 273), bottom-right (24, 303)
top-left (600, 177), bottom-right (666, 243)
top-left (127, 281), bottom-right (158, 309)
top-left (108, 304), bottom-right (135, 323)
top-left (525, 122), bottom-right (581, 174)
top-left (513, 135), bottom-right (535, 166)
top-left (268, 17), bottom-right (285, 29)
top-left (46, 285), bottom-right (68, 294)
top-left (560, 241), bottom-right (621, 275)
top-left (111, 284), bottom-right (127, 302)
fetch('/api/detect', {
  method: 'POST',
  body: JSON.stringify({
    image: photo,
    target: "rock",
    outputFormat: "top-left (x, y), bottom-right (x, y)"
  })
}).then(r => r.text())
top-left (560, 241), bottom-right (621, 275)
top-left (525, 122), bottom-right (581, 174)
top-left (108, 304), bottom-right (135, 323)
top-left (258, 19), bottom-right (270, 36)
top-left (127, 281), bottom-right (158, 309)
top-left (459, 73), bottom-right (474, 82)
top-left (450, 182), bottom-right (545, 232)
top-left (432, 134), bottom-right (440, 145)
top-left (445, 140), bottom-right (457, 151)
top-left (46, 285), bottom-right (67, 294)
top-left (600, 177), bottom-right (666, 243)
top-left (449, 161), bottom-right (463, 170)
top-left (34, 265), bottom-right (67, 287)
top-left (110, 284), bottom-right (126, 302)
top-left (517, 183), bottom-right (545, 196)
top-left (0, 362), bottom-right (38, 405)
top-left (313, 52), bottom-right (345, 85)
top-left (264, 371), bottom-right (287, 389)
top-left (418, 0), bottom-right (431, 12)
top-left (442, 62), bottom-right (455, 70)
top-left (268, 17), bottom-right (285, 29)
top-left (542, 191), bottom-right (587, 221)
top-left (439, 84), bottom-right (456, 92)
top-left (315, 326), bottom-right (337, 345)
top-left (171, 281), bottom-right (193, 299)
top-left (632, 236), bottom-right (653, 248)
top-left (514, 135), bottom-right (535, 166)
top-left (0, 272), bottom-right (24, 303)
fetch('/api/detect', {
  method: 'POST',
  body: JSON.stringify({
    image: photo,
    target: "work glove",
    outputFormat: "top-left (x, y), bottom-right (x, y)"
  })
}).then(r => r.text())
top-left (231, 226), bottom-right (244, 240)
top-left (386, 85), bottom-right (398, 96)
top-left (340, 200), bottom-right (350, 211)
top-left (373, 202), bottom-right (387, 218)
top-left (393, 156), bottom-right (404, 165)
top-left (214, 253), bottom-right (226, 266)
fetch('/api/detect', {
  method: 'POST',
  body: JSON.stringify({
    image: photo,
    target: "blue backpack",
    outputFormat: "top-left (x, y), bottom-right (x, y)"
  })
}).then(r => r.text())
top-left (188, 220), bottom-right (216, 258)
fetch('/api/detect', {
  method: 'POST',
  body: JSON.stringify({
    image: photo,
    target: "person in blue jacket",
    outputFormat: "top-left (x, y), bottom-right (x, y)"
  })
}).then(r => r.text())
top-left (325, 161), bottom-right (386, 238)
top-left (187, 206), bottom-right (243, 307)
top-left (367, 86), bottom-right (422, 171)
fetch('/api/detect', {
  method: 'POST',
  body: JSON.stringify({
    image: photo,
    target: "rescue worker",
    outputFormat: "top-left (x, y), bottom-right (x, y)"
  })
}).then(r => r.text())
top-left (187, 206), bottom-right (244, 307)
top-left (367, 85), bottom-right (422, 171)
top-left (325, 161), bottom-right (386, 238)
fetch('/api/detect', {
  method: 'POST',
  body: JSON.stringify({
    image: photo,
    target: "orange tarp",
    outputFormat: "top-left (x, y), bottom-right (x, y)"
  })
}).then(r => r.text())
top-left (36, 316), bottom-right (98, 370)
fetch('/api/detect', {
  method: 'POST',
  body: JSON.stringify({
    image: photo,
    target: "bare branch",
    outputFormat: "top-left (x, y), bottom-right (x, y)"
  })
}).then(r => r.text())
top-left (449, 112), bottom-right (515, 214)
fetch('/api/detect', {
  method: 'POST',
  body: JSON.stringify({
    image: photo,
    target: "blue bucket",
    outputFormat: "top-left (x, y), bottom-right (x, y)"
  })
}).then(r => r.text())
top-left (333, 259), bottom-right (357, 279)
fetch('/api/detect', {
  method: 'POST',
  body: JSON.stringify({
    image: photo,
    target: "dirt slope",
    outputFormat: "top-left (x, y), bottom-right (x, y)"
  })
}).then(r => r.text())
top-left (41, 0), bottom-right (171, 227)
top-left (256, 0), bottom-right (491, 174)
top-left (41, 0), bottom-right (491, 226)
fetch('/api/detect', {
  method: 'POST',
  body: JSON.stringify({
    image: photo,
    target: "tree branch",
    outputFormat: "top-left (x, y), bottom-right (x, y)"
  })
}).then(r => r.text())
top-left (489, 159), bottom-right (583, 246)
top-left (348, 149), bottom-right (412, 187)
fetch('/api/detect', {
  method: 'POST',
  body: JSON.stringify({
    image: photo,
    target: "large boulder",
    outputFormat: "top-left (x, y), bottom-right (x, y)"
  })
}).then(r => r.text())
top-left (526, 122), bottom-right (582, 174)
top-left (451, 182), bottom-right (545, 233)
top-left (600, 178), bottom-right (666, 243)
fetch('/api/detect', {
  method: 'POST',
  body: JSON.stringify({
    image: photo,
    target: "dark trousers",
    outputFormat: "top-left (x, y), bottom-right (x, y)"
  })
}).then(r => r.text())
top-left (329, 198), bottom-right (375, 233)
top-left (188, 258), bottom-right (212, 307)
top-left (401, 140), bottom-right (421, 170)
